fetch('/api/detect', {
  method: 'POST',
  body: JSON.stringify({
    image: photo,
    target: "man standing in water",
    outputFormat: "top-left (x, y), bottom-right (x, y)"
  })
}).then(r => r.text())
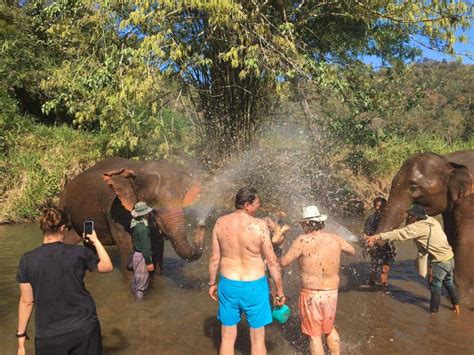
top-left (208, 187), bottom-right (286, 355)
top-left (130, 201), bottom-right (154, 300)
top-left (280, 206), bottom-right (355, 355)
top-left (365, 204), bottom-right (460, 315)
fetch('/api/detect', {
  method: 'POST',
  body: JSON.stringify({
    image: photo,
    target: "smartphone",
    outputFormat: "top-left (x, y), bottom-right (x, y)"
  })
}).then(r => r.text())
top-left (83, 220), bottom-right (94, 235)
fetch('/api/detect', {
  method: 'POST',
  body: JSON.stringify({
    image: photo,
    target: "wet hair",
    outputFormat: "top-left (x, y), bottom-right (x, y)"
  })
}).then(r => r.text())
top-left (235, 187), bottom-right (258, 209)
top-left (300, 220), bottom-right (325, 233)
top-left (39, 205), bottom-right (71, 235)
top-left (373, 197), bottom-right (387, 207)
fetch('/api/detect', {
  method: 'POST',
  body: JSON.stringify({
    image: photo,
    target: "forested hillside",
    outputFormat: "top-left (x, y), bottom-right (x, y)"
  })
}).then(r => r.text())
top-left (1, 1), bottom-right (472, 222)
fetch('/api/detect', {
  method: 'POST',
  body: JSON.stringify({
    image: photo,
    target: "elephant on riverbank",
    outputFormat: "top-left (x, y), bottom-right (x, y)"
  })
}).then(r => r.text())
top-left (59, 157), bottom-right (206, 272)
top-left (375, 150), bottom-right (474, 294)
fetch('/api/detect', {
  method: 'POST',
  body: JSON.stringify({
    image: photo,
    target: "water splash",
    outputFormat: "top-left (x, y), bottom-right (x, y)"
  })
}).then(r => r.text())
top-left (325, 218), bottom-right (359, 243)
top-left (193, 120), bottom-right (324, 220)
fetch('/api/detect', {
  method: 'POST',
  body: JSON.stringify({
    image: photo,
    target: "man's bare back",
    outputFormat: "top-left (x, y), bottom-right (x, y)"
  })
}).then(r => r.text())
top-left (281, 231), bottom-right (355, 290)
top-left (213, 211), bottom-right (272, 281)
top-left (208, 188), bottom-right (285, 355)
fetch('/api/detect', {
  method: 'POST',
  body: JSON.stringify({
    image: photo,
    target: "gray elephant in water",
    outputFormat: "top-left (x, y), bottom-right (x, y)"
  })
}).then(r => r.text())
top-left (59, 157), bottom-right (206, 272)
top-left (375, 150), bottom-right (474, 294)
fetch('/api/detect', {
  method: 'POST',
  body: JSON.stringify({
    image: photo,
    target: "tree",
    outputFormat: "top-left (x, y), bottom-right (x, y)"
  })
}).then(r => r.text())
top-left (31, 0), bottom-right (473, 159)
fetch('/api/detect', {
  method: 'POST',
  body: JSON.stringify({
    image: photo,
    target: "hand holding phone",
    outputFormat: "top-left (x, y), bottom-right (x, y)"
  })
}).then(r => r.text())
top-left (82, 220), bottom-right (94, 243)
top-left (84, 220), bottom-right (94, 235)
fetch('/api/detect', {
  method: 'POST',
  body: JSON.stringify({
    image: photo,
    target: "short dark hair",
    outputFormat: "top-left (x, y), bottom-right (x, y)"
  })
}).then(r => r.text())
top-left (300, 220), bottom-right (325, 232)
top-left (373, 197), bottom-right (387, 206)
top-left (235, 187), bottom-right (258, 209)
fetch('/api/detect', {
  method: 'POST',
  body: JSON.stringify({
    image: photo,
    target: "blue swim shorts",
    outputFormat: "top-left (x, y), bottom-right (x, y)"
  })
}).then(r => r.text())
top-left (217, 275), bottom-right (272, 329)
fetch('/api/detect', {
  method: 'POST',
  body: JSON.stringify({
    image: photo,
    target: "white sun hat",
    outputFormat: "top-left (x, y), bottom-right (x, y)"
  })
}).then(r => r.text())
top-left (300, 205), bottom-right (327, 222)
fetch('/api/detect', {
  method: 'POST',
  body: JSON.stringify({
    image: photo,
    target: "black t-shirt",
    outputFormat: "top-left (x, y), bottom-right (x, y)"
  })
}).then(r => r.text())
top-left (364, 211), bottom-right (382, 236)
top-left (16, 242), bottom-right (100, 338)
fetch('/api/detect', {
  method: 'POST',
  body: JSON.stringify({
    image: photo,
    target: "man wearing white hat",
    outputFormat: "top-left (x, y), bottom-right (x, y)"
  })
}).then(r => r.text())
top-left (130, 201), bottom-right (154, 300)
top-left (280, 205), bottom-right (355, 355)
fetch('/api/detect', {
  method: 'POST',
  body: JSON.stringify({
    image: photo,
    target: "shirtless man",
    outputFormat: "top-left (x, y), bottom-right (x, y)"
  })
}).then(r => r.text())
top-left (280, 206), bottom-right (355, 355)
top-left (208, 187), bottom-right (286, 355)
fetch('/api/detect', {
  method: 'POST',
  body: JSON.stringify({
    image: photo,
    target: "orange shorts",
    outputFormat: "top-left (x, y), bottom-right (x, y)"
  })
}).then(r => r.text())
top-left (299, 288), bottom-right (338, 337)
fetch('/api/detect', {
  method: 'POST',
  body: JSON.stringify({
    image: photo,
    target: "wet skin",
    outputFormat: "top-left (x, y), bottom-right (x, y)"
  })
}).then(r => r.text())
top-left (280, 230), bottom-right (355, 290)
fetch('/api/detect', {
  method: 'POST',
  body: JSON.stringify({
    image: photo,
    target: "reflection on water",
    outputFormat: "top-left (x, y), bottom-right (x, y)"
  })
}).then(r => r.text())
top-left (1, 220), bottom-right (473, 354)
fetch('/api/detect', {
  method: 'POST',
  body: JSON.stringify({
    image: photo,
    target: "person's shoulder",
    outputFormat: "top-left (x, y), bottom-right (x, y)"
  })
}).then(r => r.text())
top-left (332, 232), bottom-right (346, 239)
top-left (20, 246), bottom-right (41, 260)
top-left (417, 217), bottom-right (437, 227)
top-left (215, 213), bottom-right (231, 226)
top-left (252, 216), bottom-right (268, 227)
top-left (365, 212), bottom-right (376, 220)
top-left (133, 222), bottom-right (149, 232)
top-left (294, 234), bottom-right (309, 245)
top-left (321, 232), bottom-right (345, 243)
top-left (134, 221), bottom-right (148, 228)
top-left (61, 243), bottom-right (89, 254)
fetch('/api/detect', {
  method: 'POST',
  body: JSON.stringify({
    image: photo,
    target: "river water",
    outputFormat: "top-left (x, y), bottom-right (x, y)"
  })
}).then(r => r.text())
top-left (1, 220), bottom-right (473, 354)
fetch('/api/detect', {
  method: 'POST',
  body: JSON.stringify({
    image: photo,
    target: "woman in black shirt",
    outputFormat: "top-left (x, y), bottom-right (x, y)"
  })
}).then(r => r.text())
top-left (16, 206), bottom-right (113, 355)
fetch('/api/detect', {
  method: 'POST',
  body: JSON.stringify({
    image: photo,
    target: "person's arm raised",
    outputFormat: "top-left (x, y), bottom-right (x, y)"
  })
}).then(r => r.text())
top-left (339, 236), bottom-right (356, 256)
top-left (208, 222), bottom-right (221, 301)
top-left (86, 231), bottom-right (113, 273)
top-left (279, 237), bottom-right (302, 267)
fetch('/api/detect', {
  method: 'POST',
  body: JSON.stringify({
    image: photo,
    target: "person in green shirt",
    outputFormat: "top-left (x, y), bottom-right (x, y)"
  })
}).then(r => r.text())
top-left (365, 204), bottom-right (460, 315)
top-left (130, 201), bottom-right (155, 300)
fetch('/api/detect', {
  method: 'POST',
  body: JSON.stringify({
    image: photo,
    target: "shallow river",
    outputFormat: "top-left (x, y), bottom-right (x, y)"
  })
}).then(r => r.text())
top-left (1, 219), bottom-right (473, 354)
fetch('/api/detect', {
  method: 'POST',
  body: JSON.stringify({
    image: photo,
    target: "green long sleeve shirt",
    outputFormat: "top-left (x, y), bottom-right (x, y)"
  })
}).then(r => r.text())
top-left (378, 216), bottom-right (453, 263)
top-left (132, 222), bottom-right (152, 265)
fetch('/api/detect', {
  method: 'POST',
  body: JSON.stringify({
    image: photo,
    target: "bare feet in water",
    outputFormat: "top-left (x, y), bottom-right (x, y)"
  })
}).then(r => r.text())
top-left (453, 305), bottom-right (461, 315)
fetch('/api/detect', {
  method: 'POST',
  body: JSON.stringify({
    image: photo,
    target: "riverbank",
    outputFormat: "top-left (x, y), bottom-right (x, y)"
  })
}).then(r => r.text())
top-left (0, 115), bottom-right (105, 223)
top-left (1, 115), bottom-right (472, 223)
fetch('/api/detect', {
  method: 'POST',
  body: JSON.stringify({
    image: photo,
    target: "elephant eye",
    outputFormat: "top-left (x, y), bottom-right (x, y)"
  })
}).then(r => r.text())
top-left (409, 185), bottom-right (420, 192)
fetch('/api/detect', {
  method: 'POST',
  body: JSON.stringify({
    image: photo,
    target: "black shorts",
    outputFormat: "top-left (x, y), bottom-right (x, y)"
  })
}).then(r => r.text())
top-left (370, 243), bottom-right (396, 268)
top-left (35, 321), bottom-right (102, 355)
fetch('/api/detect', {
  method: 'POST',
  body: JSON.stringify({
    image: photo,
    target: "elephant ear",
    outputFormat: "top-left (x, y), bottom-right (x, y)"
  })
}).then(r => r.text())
top-left (183, 181), bottom-right (201, 207)
top-left (102, 168), bottom-right (137, 211)
top-left (448, 162), bottom-right (472, 202)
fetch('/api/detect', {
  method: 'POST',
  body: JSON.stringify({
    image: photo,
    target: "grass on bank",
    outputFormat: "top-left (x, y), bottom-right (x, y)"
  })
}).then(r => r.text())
top-left (1, 114), bottom-right (472, 223)
top-left (365, 134), bottom-right (474, 178)
top-left (0, 115), bottom-right (105, 222)
top-left (340, 134), bottom-right (474, 208)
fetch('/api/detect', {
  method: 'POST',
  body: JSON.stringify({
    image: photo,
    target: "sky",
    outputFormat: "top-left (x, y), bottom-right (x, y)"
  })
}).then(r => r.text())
top-left (364, 26), bottom-right (474, 67)
top-left (418, 27), bottom-right (474, 64)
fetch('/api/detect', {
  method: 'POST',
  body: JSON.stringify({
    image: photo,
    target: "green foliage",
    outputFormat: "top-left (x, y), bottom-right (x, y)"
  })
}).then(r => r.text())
top-left (381, 61), bottom-right (474, 141)
top-left (364, 134), bottom-right (474, 179)
top-left (29, 0), bottom-right (471, 160)
top-left (0, 114), bottom-right (105, 222)
top-left (1, 1), bottom-right (473, 220)
top-left (0, 3), bottom-right (59, 119)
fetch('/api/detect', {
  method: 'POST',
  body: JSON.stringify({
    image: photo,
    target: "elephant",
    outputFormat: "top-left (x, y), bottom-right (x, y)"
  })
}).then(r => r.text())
top-left (59, 157), bottom-right (206, 272)
top-left (375, 150), bottom-right (474, 294)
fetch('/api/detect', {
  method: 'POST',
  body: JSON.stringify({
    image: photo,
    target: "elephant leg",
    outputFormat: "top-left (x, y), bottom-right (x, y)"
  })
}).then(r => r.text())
top-left (442, 211), bottom-right (458, 249)
top-left (109, 219), bottom-right (133, 275)
top-left (453, 241), bottom-right (474, 299)
top-left (453, 195), bottom-right (474, 300)
top-left (151, 231), bottom-right (165, 275)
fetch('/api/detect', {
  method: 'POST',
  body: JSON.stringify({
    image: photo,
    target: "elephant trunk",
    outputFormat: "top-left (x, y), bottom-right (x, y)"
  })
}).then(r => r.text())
top-left (376, 193), bottom-right (412, 234)
top-left (156, 208), bottom-right (205, 261)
